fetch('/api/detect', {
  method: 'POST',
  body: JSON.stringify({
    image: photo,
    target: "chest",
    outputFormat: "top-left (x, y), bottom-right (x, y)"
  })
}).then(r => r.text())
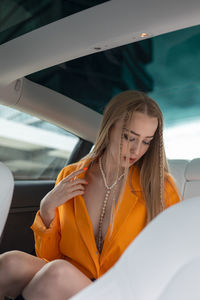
top-left (83, 176), bottom-right (121, 242)
top-left (59, 188), bottom-right (147, 265)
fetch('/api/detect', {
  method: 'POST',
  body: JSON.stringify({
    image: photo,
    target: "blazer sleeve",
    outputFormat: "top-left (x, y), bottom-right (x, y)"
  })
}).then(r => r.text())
top-left (164, 174), bottom-right (181, 208)
top-left (31, 167), bottom-right (68, 261)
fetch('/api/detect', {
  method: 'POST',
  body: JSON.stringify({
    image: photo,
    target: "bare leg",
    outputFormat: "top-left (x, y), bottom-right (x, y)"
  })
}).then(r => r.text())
top-left (0, 251), bottom-right (46, 299)
top-left (23, 259), bottom-right (92, 300)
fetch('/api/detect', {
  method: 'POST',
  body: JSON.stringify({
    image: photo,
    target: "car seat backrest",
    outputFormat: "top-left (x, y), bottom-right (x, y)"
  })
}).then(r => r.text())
top-left (183, 158), bottom-right (200, 200)
top-left (168, 159), bottom-right (189, 197)
top-left (0, 162), bottom-right (14, 239)
top-left (168, 158), bottom-right (200, 200)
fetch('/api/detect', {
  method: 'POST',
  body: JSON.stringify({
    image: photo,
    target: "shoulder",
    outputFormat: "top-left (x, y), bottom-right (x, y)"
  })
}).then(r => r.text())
top-left (57, 163), bottom-right (78, 179)
top-left (55, 158), bottom-right (91, 184)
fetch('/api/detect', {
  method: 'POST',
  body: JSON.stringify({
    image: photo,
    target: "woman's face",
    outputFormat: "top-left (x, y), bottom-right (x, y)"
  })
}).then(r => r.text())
top-left (108, 112), bottom-right (158, 168)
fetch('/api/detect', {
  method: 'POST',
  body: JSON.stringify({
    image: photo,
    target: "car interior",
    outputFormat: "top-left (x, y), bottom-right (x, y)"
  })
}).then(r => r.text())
top-left (0, 0), bottom-right (200, 298)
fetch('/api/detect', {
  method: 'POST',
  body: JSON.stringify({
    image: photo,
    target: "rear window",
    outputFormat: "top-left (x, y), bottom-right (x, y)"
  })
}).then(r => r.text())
top-left (0, 105), bottom-right (79, 180)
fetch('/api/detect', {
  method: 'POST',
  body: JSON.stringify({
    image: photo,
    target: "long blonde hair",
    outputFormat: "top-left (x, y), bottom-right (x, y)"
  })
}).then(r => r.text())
top-left (86, 90), bottom-right (169, 223)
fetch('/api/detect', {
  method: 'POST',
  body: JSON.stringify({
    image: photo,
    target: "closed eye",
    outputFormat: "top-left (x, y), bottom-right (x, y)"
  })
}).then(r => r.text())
top-left (123, 133), bottom-right (135, 142)
top-left (143, 140), bottom-right (151, 145)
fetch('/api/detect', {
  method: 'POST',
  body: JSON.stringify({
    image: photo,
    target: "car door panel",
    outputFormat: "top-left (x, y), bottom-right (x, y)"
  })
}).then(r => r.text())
top-left (0, 180), bottom-right (54, 254)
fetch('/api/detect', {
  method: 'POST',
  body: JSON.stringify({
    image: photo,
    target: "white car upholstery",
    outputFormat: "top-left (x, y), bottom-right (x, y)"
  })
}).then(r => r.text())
top-left (0, 162), bottom-right (14, 239)
top-left (157, 257), bottom-right (200, 300)
top-left (168, 159), bottom-right (189, 196)
top-left (184, 158), bottom-right (200, 199)
top-left (168, 158), bottom-right (200, 200)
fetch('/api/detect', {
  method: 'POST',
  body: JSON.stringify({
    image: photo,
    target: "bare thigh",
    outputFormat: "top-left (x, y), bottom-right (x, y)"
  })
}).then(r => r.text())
top-left (23, 259), bottom-right (92, 300)
top-left (0, 250), bottom-right (47, 298)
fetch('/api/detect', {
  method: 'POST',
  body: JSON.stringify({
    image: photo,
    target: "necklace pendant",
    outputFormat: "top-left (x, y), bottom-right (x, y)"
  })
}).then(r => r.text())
top-left (97, 157), bottom-right (125, 254)
top-left (105, 190), bottom-right (110, 200)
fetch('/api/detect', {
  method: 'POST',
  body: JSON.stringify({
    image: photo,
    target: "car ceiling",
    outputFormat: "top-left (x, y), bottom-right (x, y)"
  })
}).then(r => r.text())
top-left (0, 0), bottom-right (200, 141)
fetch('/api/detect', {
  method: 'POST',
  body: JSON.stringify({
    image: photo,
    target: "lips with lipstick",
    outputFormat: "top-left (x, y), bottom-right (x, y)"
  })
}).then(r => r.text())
top-left (129, 158), bottom-right (136, 163)
top-left (123, 157), bottom-right (136, 164)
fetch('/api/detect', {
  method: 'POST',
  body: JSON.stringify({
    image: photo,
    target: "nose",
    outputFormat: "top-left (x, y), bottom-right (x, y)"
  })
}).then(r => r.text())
top-left (130, 141), bottom-right (141, 156)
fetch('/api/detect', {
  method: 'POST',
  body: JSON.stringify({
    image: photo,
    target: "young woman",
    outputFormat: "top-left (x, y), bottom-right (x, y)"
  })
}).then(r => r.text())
top-left (0, 90), bottom-right (180, 300)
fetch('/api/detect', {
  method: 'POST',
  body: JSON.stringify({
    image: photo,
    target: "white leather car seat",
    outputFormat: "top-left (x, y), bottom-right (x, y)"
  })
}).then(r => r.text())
top-left (71, 197), bottom-right (200, 300)
top-left (0, 162), bottom-right (14, 239)
top-left (168, 158), bottom-right (200, 200)
top-left (157, 257), bottom-right (200, 300)
top-left (168, 159), bottom-right (188, 197)
top-left (183, 158), bottom-right (200, 200)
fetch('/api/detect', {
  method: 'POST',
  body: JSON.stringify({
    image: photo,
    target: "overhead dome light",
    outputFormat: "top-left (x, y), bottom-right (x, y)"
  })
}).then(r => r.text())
top-left (140, 33), bottom-right (148, 38)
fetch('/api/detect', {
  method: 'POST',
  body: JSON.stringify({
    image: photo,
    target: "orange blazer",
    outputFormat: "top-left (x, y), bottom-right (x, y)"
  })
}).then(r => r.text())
top-left (31, 160), bottom-right (180, 280)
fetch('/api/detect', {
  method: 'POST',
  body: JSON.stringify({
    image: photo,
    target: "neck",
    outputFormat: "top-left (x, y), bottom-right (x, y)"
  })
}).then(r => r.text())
top-left (101, 151), bottom-right (124, 184)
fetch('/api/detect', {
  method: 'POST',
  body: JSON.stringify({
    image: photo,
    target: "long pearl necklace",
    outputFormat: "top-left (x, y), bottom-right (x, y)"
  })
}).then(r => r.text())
top-left (97, 156), bottom-right (125, 253)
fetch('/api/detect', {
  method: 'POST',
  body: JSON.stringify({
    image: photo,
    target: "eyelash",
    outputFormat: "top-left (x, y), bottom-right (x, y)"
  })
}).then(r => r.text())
top-left (143, 141), bottom-right (151, 145)
top-left (123, 133), bottom-right (151, 145)
top-left (123, 133), bottom-right (135, 142)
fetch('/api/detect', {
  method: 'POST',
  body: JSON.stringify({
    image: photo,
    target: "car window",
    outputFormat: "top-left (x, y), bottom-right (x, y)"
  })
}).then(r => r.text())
top-left (146, 26), bottom-right (200, 160)
top-left (0, 105), bottom-right (79, 180)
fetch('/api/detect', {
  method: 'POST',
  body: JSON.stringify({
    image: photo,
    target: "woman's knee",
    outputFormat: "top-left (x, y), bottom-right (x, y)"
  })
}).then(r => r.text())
top-left (0, 251), bottom-right (27, 296)
top-left (0, 251), bottom-right (46, 299)
top-left (23, 260), bottom-right (74, 298)
top-left (41, 259), bottom-right (75, 282)
top-left (23, 260), bottom-right (91, 299)
top-left (0, 250), bottom-right (46, 279)
top-left (30, 259), bottom-right (82, 289)
top-left (0, 251), bottom-right (24, 275)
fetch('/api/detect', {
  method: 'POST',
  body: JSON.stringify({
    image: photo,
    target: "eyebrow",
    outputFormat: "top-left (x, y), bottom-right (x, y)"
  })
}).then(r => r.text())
top-left (124, 128), bottom-right (154, 138)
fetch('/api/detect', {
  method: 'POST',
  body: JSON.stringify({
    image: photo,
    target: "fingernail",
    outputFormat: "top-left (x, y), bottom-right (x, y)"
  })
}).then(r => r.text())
top-left (83, 167), bottom-right (88, 171)
top-left (86, 181), bottom-right (88, 184)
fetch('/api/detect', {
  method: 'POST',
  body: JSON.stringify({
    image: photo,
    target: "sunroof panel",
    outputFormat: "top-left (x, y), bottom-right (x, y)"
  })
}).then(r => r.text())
top-left (0, 0), bottom-right (110, 44)
top-left (27, 38), bottom-right (153, 113)
top-left (26, 24), bottom-right (200, 127)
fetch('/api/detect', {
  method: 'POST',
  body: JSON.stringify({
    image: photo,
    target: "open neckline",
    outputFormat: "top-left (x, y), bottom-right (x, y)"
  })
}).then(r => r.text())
top-left (74, 161), bottom-right (141, 257)
top-left (79, 194), bottom-right (113, 255)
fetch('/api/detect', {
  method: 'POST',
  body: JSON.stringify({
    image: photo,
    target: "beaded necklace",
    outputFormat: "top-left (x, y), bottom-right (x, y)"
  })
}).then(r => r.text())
top-left (97, 156), bottom-right (125, 252)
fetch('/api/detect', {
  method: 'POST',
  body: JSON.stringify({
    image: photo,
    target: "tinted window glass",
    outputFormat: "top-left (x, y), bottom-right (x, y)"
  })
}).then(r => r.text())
top-left (0, 105), bottom-right (79, 179)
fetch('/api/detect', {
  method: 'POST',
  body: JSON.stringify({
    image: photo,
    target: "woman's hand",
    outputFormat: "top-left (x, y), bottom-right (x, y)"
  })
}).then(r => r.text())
top-left (40, 168), bottom-right (88, 227)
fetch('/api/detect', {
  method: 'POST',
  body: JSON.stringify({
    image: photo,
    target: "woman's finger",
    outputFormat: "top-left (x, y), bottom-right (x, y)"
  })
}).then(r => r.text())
top-left (70, 190), bottom-right (85, 198)
top-left (67, 184), bottom-right (86, 194)
top-left (69, 178), bottom-right (88, 186)
top-left (62, 168), bottom-right (88, 182)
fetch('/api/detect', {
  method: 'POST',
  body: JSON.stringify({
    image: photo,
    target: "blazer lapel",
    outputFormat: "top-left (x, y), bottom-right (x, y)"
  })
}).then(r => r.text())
top-left (74, 194), bottom-right (100, 270)
top-left (73, 165), bottom-right (100, 273)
